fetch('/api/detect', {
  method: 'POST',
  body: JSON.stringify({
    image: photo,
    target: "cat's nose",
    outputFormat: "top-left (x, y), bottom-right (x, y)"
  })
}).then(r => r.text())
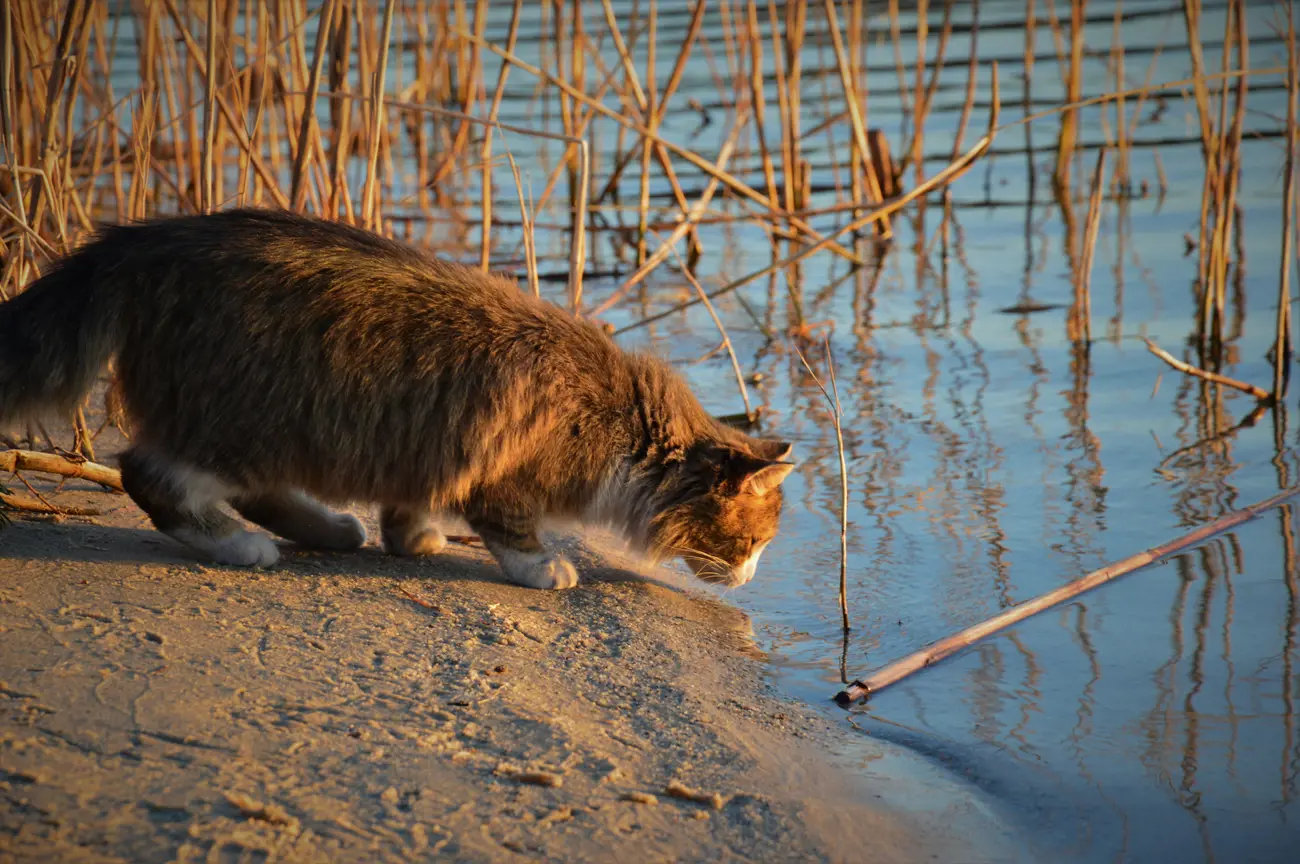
top-left (732, 557), bottom-right (758, 585)
top-left (729, 541), bottom-right (768, 586)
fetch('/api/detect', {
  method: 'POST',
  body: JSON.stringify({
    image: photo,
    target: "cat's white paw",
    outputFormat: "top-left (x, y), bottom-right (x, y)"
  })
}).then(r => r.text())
top-left (498, 550), bottom-right (579, 590)
top-left (203, 530), bottom-right (280, 568)
top-left (329, 513), bottom-right (368, 550)
top-left (218, 531), bottom-right (280, 567)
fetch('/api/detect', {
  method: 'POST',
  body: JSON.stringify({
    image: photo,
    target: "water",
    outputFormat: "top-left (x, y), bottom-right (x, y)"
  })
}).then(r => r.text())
top-left (583, 3), bottom-right (1300, 861)
top-left (91, 1), bottom-right (1300, 859)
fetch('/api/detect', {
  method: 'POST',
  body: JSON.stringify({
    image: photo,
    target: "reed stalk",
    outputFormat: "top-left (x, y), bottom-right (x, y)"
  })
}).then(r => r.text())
top-left (636, 0), bottom-right (657, 267)
top-left (160, 0), bottom-right (288, 208)
top-left (289, 0), bottom-right (339, 211)
top-left (1054, 0), bottom-right (1087, 191)
top-left (504, 150), bottom-right (539, 299)
top-left (795, 340), bottom-right (850, 632)
top-left (592, 107), bottom-right (748, 316)
top-left (460, 30), bottom-right (866, 268)
top-left (200, 0), bottom-right (218, 212)
top-left (1076, 148), bottom-right (1106, 344)
top-left (360, 0), bottom-right (396, 231)
top-left (821, 0), bottom-right (890, 237)
top-left (478, 0), bottom-right (524, 272)
top-left (1275, 4), bottom-right (1298, 402)
top-left (593, 0), bottom-right (707, 258)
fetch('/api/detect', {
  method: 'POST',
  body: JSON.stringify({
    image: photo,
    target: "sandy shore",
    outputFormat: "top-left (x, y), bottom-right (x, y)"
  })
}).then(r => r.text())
top-left (0, 470), bottom-right (1016, 863)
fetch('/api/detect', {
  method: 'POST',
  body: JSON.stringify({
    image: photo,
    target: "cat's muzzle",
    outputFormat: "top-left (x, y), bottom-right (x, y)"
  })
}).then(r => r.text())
top-left (684, 557), bottom-right (756, 588)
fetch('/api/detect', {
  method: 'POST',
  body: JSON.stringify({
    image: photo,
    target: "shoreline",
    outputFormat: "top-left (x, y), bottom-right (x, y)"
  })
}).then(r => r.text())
top-left (1, 478), bottom-right (1016, 862)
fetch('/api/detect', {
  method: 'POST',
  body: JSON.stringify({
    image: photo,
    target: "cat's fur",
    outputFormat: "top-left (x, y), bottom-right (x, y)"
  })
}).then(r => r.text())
top-left (0, 208), bottom-right (793, 589)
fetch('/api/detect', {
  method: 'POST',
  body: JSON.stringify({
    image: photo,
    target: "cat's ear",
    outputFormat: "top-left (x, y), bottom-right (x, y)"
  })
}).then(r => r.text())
top-left (740, 458), bottom-right (795, 496)
top-left (752, 439), bottom-right (793, 462)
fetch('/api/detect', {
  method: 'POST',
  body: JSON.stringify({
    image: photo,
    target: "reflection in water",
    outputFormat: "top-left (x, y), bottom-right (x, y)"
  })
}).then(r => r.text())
top-left (598, 5), bottom-right (1300, 858)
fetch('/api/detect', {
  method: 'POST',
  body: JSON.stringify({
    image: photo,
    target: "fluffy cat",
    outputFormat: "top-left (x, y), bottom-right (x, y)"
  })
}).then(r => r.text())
top-left (0, 208), bottom-right (793, 589)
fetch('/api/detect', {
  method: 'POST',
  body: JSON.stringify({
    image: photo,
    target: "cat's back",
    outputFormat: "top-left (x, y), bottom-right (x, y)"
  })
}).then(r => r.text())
top-left (106, 207), bottom-right (625, 413)
top-left (100, 207), bottom-right (598, 358)
top-left (101, 207), bottom-right (493, 309)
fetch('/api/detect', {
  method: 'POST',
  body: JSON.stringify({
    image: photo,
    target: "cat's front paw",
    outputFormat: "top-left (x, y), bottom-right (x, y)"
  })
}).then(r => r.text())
top-left (499, 551), bottom-right (579, 590)
top-left (188, 529), bottom-right (280, 568)
top-left (327, 513), bottom-right (368, 551)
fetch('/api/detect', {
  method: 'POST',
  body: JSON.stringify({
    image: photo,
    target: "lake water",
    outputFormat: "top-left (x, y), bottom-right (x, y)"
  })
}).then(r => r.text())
top-left (95, 0), bottom-right (1300, 859)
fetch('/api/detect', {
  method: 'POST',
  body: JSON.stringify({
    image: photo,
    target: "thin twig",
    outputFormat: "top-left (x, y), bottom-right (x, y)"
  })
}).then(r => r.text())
top-left (794, 339), bottom-right (850, 632)
top-left (398, 586), bottom-right (439, 610)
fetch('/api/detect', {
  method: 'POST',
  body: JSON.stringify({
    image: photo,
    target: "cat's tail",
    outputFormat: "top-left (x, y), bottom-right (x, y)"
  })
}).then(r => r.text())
top-left (0, 237), bottom-right (123, 426)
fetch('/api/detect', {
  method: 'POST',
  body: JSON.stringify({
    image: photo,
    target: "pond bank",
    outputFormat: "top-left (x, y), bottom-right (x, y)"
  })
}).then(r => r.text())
top-left (0, 481), bottom-right (1017, 863)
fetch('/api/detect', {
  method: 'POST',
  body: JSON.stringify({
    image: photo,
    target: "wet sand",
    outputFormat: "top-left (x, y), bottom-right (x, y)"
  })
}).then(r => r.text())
top-left (0, 475), bottom-right (1016, 863)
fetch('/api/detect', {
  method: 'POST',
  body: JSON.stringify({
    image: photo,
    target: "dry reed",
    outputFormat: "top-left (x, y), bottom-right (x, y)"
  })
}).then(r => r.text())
top-left (1275, 4), bottom-right (1297, 402)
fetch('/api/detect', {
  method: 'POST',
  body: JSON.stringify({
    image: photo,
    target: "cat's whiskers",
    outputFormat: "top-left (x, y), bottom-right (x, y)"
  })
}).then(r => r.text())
top-left (670, 545), bottom-right (734, 583)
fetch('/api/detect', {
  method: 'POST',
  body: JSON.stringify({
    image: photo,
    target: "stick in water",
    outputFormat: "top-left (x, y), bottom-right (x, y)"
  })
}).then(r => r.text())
top-left (835, 483), bottom-right (1300, 706)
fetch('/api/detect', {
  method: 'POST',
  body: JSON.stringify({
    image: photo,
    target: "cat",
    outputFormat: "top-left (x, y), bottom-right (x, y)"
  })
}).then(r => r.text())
top-left (0, 208), bottom-right (793, 590)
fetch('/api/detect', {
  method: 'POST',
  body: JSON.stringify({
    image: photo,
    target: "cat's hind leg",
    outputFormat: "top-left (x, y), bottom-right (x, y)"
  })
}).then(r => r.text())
top-left (464, 506), bottom-right (578, 590)
top-left (232, 490), bottom-right (366, 551)
top-left (118, 447), bottom-right (278, 567)
top-left (380, 504), bottom-right (447, 557)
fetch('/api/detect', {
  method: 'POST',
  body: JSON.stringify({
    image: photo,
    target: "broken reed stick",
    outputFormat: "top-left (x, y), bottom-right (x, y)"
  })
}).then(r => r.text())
top-left (478, 0), bottom-right (525, 272)
top-left (1143, 338), bottom-right (1270, 401)
top-left (0, 449), bottom-right (123, 492)
top-left (836, 481), bottom-right (1300, 706)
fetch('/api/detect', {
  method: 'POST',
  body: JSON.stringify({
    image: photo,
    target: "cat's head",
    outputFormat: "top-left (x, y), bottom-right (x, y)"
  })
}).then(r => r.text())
top-left (646, 437), bottom-right (794, 588)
